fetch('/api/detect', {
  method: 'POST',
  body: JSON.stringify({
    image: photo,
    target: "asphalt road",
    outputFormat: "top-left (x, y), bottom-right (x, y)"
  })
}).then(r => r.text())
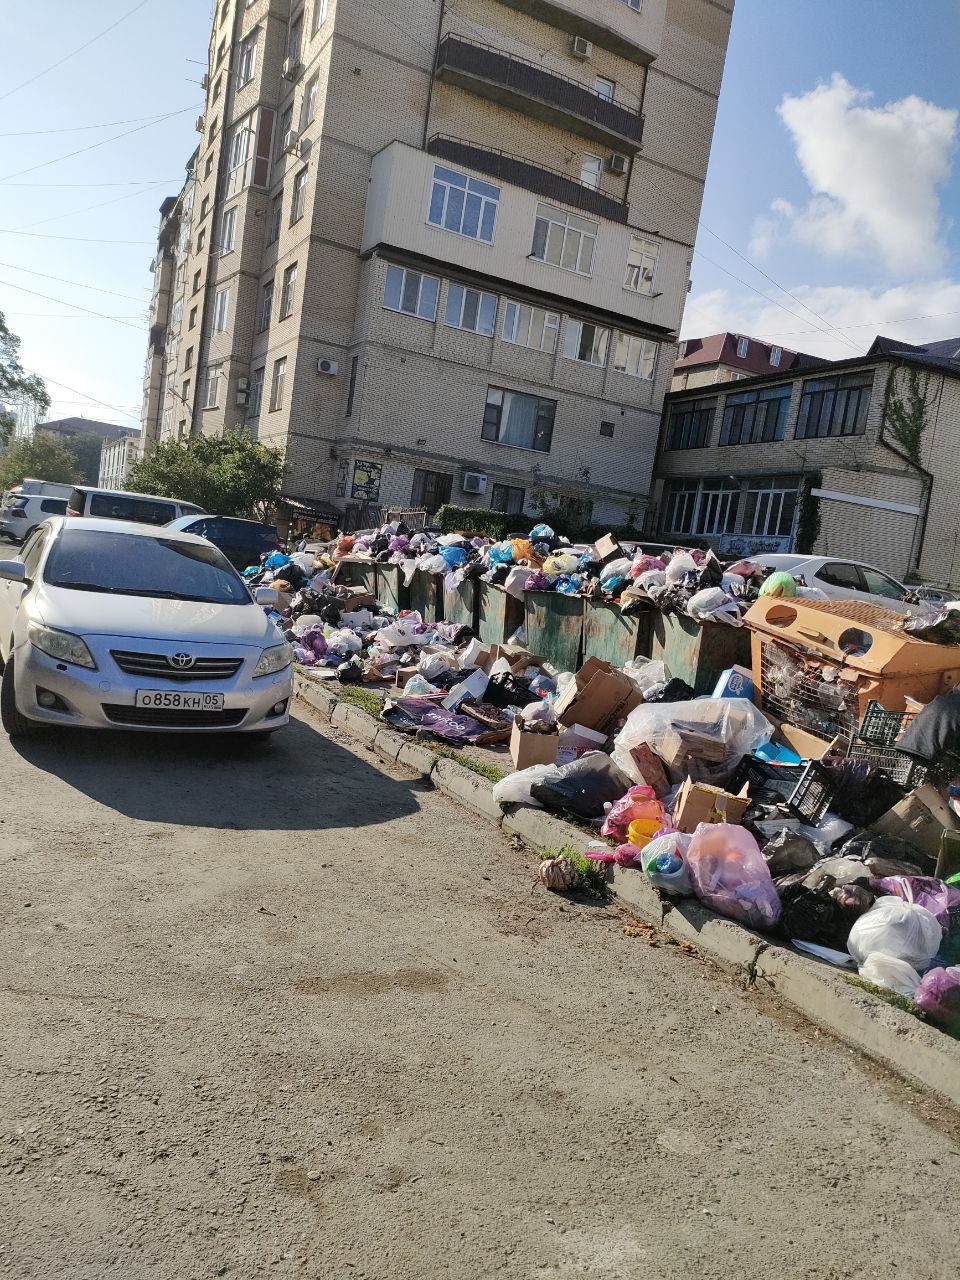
top-left (1, 706), bottom-right (959, 1280)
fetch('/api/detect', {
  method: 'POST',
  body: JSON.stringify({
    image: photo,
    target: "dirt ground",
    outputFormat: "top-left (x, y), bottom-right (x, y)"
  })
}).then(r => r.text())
top-left (1, 705), bottom-right (958, 1280)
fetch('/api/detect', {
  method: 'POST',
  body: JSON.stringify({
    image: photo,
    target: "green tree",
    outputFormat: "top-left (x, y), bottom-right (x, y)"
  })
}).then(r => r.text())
top-left (0, 433), bottom-right (79, 492)
top-left (61, 432), bottom-right (106, 484)
top-left (129, 431), bottom-right (286, 518)
top-left (0, 311), bottom-right (50, 431)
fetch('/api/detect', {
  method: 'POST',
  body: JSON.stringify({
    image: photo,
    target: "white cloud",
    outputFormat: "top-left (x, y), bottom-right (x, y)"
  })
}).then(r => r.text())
top-left (681, 279), bottom-right (960, 361)
top-left (753, 74), bottom-right (957, 275)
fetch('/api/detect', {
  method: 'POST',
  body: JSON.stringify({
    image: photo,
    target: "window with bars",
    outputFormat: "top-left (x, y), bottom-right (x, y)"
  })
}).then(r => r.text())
top-left (796, 372), bottom-right (873, 439)
top-left (411, 469), bottom-right (453, 516)
top-left (665, 398), bottom-right (716, 450)
top-left (490, 483), bottom-right (525, 516)
top-left (719, 385), bottom-right (791, 445)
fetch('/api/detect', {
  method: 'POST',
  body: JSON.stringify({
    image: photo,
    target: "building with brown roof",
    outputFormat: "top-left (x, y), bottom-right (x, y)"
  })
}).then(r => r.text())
top-left (671, 330), bottom-right (824, 390)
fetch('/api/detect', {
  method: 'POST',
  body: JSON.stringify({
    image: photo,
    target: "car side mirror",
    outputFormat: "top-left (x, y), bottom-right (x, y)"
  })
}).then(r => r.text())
top-left (255, 586), bottom-right (280, 607)
top-left (0, 560), bottom-right (27, 585)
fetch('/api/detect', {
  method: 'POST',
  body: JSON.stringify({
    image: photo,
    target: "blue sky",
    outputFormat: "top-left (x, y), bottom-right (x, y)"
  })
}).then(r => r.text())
top-left (1, 0), bottom-right (959, 426)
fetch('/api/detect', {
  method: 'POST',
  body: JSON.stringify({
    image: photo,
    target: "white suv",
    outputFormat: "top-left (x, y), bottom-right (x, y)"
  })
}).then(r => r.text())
top-left (0, 493), bottom-right (69, 543)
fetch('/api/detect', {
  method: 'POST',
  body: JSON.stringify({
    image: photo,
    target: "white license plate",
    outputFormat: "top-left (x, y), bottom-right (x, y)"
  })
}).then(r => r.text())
top-left (135, 690), bottom-right (225, 711)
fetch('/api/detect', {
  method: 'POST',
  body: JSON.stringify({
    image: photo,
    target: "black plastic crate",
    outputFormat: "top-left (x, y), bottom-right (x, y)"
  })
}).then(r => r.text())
top-left (857, 699), bottom-right (909, 748)
top-left (785, 760), bottom-right (836, 824)
top-left (732, 757), bottom-right (806, 804)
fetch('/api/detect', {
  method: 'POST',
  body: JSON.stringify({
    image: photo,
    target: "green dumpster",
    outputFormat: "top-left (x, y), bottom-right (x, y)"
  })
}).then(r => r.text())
top-left (337, 558), bottom-right (377, 593)
top-left (409, 570), bottom-right (443, 623)
top-left (477, 582), bottom-right (524, 646)
top-left (582, 601), bottom-right (654, 667)
top-left (524, 591), bottom-right (583, 672)
top-left (442, 578), bottom-right (478, 630)
top-left (651, 614), bottom-right (751, 696)
top-left (376, 563), bottom-right (408, 612)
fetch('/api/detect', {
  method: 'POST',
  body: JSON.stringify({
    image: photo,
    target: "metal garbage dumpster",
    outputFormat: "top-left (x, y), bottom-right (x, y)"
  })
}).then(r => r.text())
top-left (524, 591), bottom-right (583, 673)
top-left (651, 614), bottom-right (751, 696)
top-left (582, 601), bottom-right (654, 668)
top-left (409, 569), bottom-right (443, 623)
top-left (442, 577), bottom-right (478, 630)
top-left (477, 582), bottom-right (524, 646)
top-left (376, 563), bottom-right (408, 612)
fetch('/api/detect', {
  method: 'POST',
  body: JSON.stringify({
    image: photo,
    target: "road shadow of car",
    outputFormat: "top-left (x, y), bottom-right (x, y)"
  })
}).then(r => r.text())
top-left (12, 713), bottom-right (424, 831)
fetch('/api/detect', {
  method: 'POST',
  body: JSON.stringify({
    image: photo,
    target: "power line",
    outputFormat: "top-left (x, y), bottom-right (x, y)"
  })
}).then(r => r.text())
top-left (0, 106), bottom-right (200, 184)
top-left (4, 180), bottom-right (171, 233)
top-left (0, 178), bottom-right (180, 188)
top-left (24, 369), bottom-right (142, 424)
top-left (0, 230), bottom-right (153, 244)
top-left (0, 112), bottom-right (188, 138)
top-left (0, 0), bottom-right (151, 105)
top-left (0, 262), bottom-right (150, 303)
top-left (0, 281), bottom-right (145, 331)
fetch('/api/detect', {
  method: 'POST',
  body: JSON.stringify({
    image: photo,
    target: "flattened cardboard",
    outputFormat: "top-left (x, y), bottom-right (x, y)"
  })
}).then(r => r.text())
top-left (871, 783), bottom-right (959, 866)
top-left (554, 658), bottom-right (643, 734)
top-left (509, 720), bottom-right (559, 770)
top-left (592, 533), bottom-right (623, 565)
top-left (672, 778), bottom-right (751, 834)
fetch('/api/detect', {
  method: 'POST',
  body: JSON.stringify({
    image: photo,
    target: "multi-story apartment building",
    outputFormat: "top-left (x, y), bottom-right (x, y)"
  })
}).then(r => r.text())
top-left (671, 330), bottom-right (822, 391)
top-left (141, 0), bottom-right (734, 526)
top-left (651, 334), bottom-right (960, 586)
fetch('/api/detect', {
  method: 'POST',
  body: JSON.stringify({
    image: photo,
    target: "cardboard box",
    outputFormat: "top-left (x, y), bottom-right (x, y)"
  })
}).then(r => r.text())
top-left (672, 778), bottom-right (751, 834)
top-left (509, 719), bottom-right (559, 770)
top-left (392, 665), bottom-right (420, 692)
top-left (554, 658), bottom-right (644, 734)
top-left (480, 644), bottom-right (547, 676)
top-left (556, 723), bottom-right (608, 766)
top-left (871, 783), bottom-right (959, 868)
top-left (656, 725), bottom-right (729, 779)
top-left (628, 742), bottom-right (671, 798)
top-left (592, 533), bottom-right (623, 565)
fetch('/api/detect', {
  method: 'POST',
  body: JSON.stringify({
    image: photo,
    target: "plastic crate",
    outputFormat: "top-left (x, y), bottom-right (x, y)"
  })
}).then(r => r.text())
top-left (857, 699), bottom-right (918, 748)
top-left (785, 760), bottom-right (835, 823)
top-left (731, 756), bottom-right (806, 804)
top-left (845, 739), bottom-right (927, 788)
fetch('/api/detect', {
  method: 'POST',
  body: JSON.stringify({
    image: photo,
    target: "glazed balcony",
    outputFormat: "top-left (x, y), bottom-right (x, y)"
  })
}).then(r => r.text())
top-left (435, 34), bottom-right (644, 152)
top-left (492, 0), bottom-right (665, 66)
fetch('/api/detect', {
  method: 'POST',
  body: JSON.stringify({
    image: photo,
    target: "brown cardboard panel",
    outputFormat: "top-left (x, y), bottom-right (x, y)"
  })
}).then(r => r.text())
top-left (554, 658), bottom-right (643, 733)
top-left (509, 720), bottom-right (559, 770)
top-left (673, 778), bottom-right (750, 834)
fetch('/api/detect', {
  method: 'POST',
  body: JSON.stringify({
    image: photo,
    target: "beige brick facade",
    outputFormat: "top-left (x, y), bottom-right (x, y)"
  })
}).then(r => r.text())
top-left (141, 0), bottom-right (733, 526)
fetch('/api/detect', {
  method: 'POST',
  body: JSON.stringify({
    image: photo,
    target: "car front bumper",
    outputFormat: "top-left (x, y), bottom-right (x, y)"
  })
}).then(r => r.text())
top-left (11, 638), bottom-right (293, 733)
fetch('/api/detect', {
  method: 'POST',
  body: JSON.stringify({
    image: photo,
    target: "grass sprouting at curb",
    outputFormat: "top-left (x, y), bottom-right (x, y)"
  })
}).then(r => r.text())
top-left (337, 685), bottom-right (385, 717)
top-left (846, 975), bottom-right (960, 1041)
top-left (539, 846), bottom-right (609, 899)
top-left (428, 745), bottom-right (505, 783)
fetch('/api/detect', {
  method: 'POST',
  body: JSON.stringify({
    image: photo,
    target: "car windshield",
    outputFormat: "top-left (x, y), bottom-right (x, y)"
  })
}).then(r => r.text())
top-left (43, 528), bottom-right (252, 605)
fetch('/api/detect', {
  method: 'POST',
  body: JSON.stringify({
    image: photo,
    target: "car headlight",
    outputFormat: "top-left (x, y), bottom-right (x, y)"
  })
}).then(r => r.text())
top-left (254, 642), bottom-right (292, 677)
top-left (28, 621), bottom-right (97, 669)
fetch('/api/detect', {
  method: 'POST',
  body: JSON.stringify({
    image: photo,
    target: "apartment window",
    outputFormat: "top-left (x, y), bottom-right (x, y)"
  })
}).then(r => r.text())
top-left (287, 14), bottom-right (303, 61)
top-left (428, 165), bottom-right (499, 243)
top-left (184, 346), bottom-right (194, 370)
top-left (276, 105), bottom-right (293, 158)
top-left (249, 366), bottom-right (265, 417)
top-left (313, 0), bottom-right (330, 31)
top-left (219, 205), bottom-right (237, 253)
top-left (624, 234), bottom-right (659, 293)
top-left (345, 355), bottom-right (358, 417)
top-left (237, 31), bottom-right (257, 86)
top-left (216, 38), bottom-right (226, 65)
top-left (189, 305), bottom-right (198, 329)
top-left (258, 281), bottom-right (273, 331)
top-left (161, 409), bottom-right (172, 436)
top-left (269, 356), bottom-right (286, 411)
top-left (444, 284), bottom-right (497, 336)
top-left (665, 397), bottom-right (716, 450)
top-left (192, 270), bottom-right (202, 294)
top-left (482, 387), bottom-right (556, 452)
top-left (411, 469), bottom-right (453, 517)
top-left (290, 167), bottom-right (308, 223)
top-left (594, 76), bottom-right (615, 101)
top-left (279, 262), bottom-right (297, 318)
top-left (743, 477), bottom-right (798, 538)
top-left (204, 154), bottom-right (214, 178)
top-left (202, 366), bottom-right (221, 410)
top-left (562, 319), bottom-right (610, 367)
top-left (600, 420), bottom-right (615, 437)
top-left (300, 74), bottom-right (319, 131)
top-left (269, 193), bottom-right (282, 244)
top-left (502, 301), bottom-right (559, 354)
top-left (196, 228), bottom-right (206, 252)
top-left (720, 385), bottom-right (791, 446)
top-left (532, 204), bottom-right (597, 275)
top-left (770, 345), bottom-right (782, 367)
top-left (207, 117), bottom-right (219, 145)
top-left (614, 332), bottom-right (658, 380)
top-left (213, 286), bottom-right (230, 332)
top-left (623, 0), bottom-right (643, 9)
top-left (660, 480), bottom-right (703, 536)
top-left (796, 372), bottom-right (873, 440)
top-left (212, 76), bottom-right (222, 102)
top-left (228, 116), bottom-right (253, 173)
top-left (490, 484), bottom-right (525, 516)
top-left (181, 377), bottom-right (191, 403)
top-left (580, 153), bottom-right (603, 190)
top-left (736, 336), bottom-right (749, 358)
top-left (175, 262), bottom-right (185, 289)
top-left (171, 299), bottom-right (183, 325)
top-left (383, 264), bottom-right (439, 321)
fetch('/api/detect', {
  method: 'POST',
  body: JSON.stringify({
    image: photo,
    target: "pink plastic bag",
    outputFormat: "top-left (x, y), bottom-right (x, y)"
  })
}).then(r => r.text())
top-left (686, 823), bottom-right (782, 930)
top-left (914, 965), bottom-right (960, 1031)
top-left (875, 875), bottom-right (960, 927)
top-left (600, 785), bottom-right (665, 842)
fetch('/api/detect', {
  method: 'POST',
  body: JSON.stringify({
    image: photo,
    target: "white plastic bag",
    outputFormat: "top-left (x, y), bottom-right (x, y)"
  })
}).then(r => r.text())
top-left (858, 953), bottom-right (922, 996)
top-left (292, 614), bottom-right (323, 636)
top-left (419, 651), bottom-right (456, 680)
top-left (600, 556), bottom-right (632, 583)
top-left (622, 658), bottom-right (668, 695)
top-left (422, 554), bottom-right (448, 575)
top-left (612, 697), bottom-right (773, 786)
top-left (847, 896), bottom-right (942, 969)
top-left (687, 587), bottom-right (742, 627)
top-left (458, 638), bottom-right (486, 669)
top-left (665, 551), bottom-right (698, 585)
top-left (492, 763), bottom-right (562, 808)
top-left (326, 628), bottom-right (362, 656)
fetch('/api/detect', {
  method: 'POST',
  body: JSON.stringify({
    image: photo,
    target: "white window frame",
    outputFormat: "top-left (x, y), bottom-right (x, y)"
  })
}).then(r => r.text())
top-left (532, 204), bottom-right (598, 276)
top-left (202, 367), bottom-right (221, 410)
top-left (259, 280), bottom-right (273, 332)
top-left (770, 345), bottom-right (782, 367)
top-left (279, 262), bottom-right (297, 318)
top-left (212, 286), bottom-right (230, 333)
top-left (580, 153), bottom-right (603, 190)
top-left (428, 165), bottom-right (500, 244)
top-left (624, 234), bottom-right (659, 293)
top-left (269, 193), bottom-right (282, 244)
top-left (313, 0), bottom-right (330, 32)
top-left (219, 205), bottom-right (237, 254)
top-left (290, 167), bottom-right (308, 223)
top-left (594, 76), bottom-right (615, 102)
top-left (502, 301), bottom-right (560, 354)
top-left (623, 0), bottom-right (643, 10)
top-left (613, 332), bottom-right (658, 380)
top-left (249, 366), bottom-right (265, 417)
top-left (383, 264), bottom-right (439, 321)
top-left (269, 356), bottom-right (286, 411)
top-left (443, 283), bottom-right (497, 336)
top-left (228, 115), bottom-right (253, 172)
top-left (171, 298), bottom-right (183, 325)
top-left (237, 31), bottom-right (257, 86)
top-left (300, 74), bottom-right (319, 131)
top-left (736, 336), bottom-right (749, 358)
top-left (562, 319), bottom-right (610, 367)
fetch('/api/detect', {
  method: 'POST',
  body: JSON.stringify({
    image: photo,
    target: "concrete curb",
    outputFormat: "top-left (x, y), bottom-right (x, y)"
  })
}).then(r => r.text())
top-left (295, 676), bottom-right (960, 1107)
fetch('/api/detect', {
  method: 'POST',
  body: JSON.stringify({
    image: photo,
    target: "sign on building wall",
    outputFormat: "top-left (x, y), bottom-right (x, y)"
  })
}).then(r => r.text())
top-left (351, 460), bottom-right (382, 501)
top-left (719, 532), bottom-right (792, 557)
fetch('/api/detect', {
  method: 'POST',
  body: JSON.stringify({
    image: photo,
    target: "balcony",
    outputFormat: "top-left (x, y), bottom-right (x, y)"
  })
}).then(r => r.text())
top-left (493, 0), bottom-right (664, 66)
top-left (427, 134), bottom-right (628, 223)
top-left (435, 34), bottom-right (644, 152)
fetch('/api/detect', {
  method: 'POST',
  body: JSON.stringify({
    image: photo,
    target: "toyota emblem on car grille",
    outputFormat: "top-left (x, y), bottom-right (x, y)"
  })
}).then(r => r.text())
top-left (168, 653), bottom-right (196, 670)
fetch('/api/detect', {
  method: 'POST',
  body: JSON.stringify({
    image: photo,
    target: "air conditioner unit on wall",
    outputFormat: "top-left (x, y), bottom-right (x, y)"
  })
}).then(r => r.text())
top-left (195, 116), bottom-right (206, 132)
top-left (571, 36), bottom-right (593, 59)
top-left (282, 129), bottom-right (301, 155)
top-left (201, 73), bottom-right (210, 90)
top-left (281, 56), bottom-right (303, 81)
top-left (317, 357), bottom-right (339, 375)
top-left (607, 152), bottom-right (628, 176)
top-left (461, 471), bottom-right (487, 496)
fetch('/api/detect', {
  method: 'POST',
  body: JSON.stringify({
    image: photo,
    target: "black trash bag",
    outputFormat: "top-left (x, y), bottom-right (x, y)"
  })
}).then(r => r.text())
top-left (820, 754), bottom-right (904, 827)
top-left (777, 873), bottom-right (874, 949)
top-left (530, 751), bottom-right (634, 820)
top-left (337, 658), bottom-right (363, 684)
top-left (837, 830), bottom-right (929, 876)
top-left (696, 551), bottom-right (724, 590)
top-left (483, 672), bottom-right (535, 709)
top-left (898, 690), bottom-right (960, 766)
top-left (462, 560), bottom-right (486, 580)
top-left (645, 677), bottom-right (697, 704)
top-left (903, 605), bottom-right (960, 645)
top-left (762, 829), bottom-right (819, 876)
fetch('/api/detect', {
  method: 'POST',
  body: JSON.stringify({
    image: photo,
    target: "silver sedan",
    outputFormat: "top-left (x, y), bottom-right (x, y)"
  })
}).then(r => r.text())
top-left (0, 517), bottom-right (292, 739)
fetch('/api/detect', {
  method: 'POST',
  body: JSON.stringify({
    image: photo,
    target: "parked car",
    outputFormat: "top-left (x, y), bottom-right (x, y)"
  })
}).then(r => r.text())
top-left (66, 486), bottom-right (204, 525)
top-left (165, 514), bottom-right (281, 572)
top-left (740, 553), bottom-right (913, 613)
top-left (0, 518), bottom-right (291, 739)
top-left (0, 493), bottom-right (69, 543)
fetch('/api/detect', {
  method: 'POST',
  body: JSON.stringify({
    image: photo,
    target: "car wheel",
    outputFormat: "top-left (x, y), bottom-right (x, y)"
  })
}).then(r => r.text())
top-left (0, 658), bottom-right (39, 738)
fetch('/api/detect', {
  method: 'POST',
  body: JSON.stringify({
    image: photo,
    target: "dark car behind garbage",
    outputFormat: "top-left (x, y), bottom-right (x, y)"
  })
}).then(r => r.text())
top-left (166, 514), bottom-right (282, 572)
